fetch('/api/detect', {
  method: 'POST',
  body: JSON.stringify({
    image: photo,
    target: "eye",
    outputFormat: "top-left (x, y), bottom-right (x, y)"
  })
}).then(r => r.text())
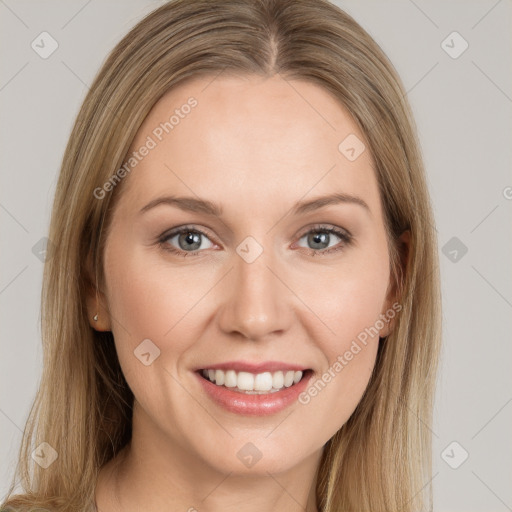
top-left (158, 223), bottom-right (353, 258)
top-left (159, 226), bottom-right (215, 256)
top-left (295, 225), bottom-right (353, 255)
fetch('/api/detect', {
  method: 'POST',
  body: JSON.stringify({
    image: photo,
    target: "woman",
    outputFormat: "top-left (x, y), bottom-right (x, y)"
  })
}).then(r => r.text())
top-left (2, 0), bottom-right (442, 510)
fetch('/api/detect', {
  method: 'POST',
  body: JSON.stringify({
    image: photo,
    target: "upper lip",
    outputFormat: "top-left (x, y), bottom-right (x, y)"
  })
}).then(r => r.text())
top-left (195, 361), bottom-right (310, 373)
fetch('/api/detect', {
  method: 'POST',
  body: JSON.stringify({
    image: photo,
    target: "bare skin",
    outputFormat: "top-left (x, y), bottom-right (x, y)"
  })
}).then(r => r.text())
top-left (89, 73), bottom-right (408, 512)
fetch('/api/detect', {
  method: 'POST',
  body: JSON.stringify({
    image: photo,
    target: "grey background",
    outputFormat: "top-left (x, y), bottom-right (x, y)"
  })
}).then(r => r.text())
top-left (1, 1), bottom-right (511, 510)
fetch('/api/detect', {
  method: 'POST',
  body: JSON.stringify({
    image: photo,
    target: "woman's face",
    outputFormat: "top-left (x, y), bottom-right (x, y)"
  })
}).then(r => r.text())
top-left (94, 74), bottom-right (399, 475)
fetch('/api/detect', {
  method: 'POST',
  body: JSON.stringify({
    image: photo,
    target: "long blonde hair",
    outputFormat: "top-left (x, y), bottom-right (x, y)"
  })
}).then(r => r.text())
top-left (2, 1), bottom-right (441, 510)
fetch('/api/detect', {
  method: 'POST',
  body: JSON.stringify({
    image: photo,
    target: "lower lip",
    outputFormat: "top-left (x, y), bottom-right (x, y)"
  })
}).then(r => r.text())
top-left (195, 370), bottom-right (313, 416)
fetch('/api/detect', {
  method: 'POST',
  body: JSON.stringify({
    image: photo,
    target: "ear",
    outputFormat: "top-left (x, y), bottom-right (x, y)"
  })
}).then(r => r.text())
top-left (378, 229), bottom-right (410, 338)
top-left (84, 253), bottom-right (112, 332)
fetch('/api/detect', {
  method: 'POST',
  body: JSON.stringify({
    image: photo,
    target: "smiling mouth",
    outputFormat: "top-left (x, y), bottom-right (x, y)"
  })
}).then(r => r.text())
top-left (198, 368), bottom-right (312, 394)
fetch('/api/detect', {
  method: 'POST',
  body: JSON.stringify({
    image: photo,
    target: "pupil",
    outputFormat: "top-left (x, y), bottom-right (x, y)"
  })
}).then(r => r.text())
top-left (309, 232), bottom-right (329, 250)
top-left (180, 232), bottom-right (201, 250)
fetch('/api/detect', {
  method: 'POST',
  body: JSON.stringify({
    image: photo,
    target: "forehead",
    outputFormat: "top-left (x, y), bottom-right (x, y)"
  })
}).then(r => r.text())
top-left (116, 74), bottom-right (381, 220)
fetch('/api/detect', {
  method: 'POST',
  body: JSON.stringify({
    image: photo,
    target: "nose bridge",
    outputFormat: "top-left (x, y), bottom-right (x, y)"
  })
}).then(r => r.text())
top-left (218, 239), bottom-right (292, 340)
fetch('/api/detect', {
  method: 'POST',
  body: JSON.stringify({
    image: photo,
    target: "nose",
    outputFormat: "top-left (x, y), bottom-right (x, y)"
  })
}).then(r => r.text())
top-left (216, 247), bottom-right (294, 341)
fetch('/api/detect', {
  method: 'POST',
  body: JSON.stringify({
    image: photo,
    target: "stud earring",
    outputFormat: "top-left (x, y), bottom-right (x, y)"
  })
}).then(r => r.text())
top-left (93, 314), bottom-right (98, 322)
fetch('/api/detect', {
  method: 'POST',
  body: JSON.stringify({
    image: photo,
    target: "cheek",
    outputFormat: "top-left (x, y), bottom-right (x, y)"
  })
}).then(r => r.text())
top-left (290, 246), bottom-right (388, 422)
top-left (102, 240), bottom-right (228, 410)
top-left (324, 267), bottom-right (388, 349)
top-left (102, 244), bottom-right (210, 418)
top-left (296, 242), bottom-right (390, 353)
top-left (104, 240), bottom-right (206, 342)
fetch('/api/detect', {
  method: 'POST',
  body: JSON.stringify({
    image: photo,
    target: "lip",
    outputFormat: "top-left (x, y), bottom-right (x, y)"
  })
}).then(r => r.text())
top-left (194, 360), bottom-right (309, 373)
top-left (194, 368), bottom-right (313, 416)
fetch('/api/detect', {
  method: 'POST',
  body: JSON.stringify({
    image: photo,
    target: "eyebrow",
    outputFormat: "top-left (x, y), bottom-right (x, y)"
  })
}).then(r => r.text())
top-left (139, 192), bottom-right (371, 217)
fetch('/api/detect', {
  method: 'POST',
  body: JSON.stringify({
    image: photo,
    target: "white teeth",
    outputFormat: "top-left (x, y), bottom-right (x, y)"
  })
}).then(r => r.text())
top-left (214, 369), bottom-right (224, 386)
top-left (272, 371), bottom-right (284, 389)
top-left (284, 371), bottom-right (295, 387)
top-left (224, 370), bottom-right (237, 388)
top-left (201, 368), bottom-right (304, 393)
top-left (237, 372), bottom-right (254, 391)
top-left (254, 372), bottom-right (273, 391)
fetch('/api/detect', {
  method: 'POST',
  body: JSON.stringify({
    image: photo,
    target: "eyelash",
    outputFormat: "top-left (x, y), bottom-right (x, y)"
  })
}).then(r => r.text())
top-left (158, 224), bottom-right (353, 258)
